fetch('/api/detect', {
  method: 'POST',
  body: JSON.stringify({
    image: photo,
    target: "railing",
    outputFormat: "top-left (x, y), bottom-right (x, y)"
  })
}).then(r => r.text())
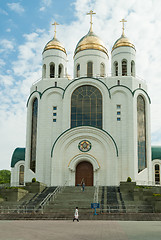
top-left (100, 204), bottom-right (154, 214)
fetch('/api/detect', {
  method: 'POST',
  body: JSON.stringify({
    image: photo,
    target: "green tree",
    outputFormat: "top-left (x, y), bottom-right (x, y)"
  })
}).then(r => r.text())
top-left (0, 170), bottom-right (11, 184)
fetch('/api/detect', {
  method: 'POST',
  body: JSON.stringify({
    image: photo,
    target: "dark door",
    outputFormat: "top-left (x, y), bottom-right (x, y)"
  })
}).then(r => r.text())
top-left (75, 161), bottom-right (93, 186)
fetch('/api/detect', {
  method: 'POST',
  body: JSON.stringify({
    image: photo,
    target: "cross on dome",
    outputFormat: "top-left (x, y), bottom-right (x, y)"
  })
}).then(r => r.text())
top-left (120, 18), bottom-right (127, 36)
top-left (52, 21), bottom-right (59, 38)
top-left (87, 10), bottom-right (96, 32)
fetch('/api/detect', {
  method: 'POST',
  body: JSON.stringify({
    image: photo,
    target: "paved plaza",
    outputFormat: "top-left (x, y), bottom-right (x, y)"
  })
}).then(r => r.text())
top-left (0, 220), bottom-right (161, 240)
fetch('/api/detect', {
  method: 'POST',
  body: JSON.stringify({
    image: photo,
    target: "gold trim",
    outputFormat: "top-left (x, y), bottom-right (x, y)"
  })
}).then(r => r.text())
top-left (68, 153), bottom-right (101, 168)
top-left (43, 37), bottom-right (67, 54)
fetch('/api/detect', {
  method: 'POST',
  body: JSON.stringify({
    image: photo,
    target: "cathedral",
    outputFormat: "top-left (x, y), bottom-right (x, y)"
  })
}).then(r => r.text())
top-left (10, 12), bottom-right (161, 187)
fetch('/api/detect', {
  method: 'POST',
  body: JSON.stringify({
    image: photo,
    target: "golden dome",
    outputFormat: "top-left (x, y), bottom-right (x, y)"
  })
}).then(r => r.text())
top-left (74, 30), bottom-right (108, 56)
top-left (112, 34), bottom-right (135, 52)
top-left (43, 37), bottom-right (67, 54)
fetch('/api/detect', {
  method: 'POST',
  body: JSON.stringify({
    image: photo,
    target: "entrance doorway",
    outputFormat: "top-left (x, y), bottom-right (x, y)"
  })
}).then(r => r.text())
top-left (75, 161), bottom-right (93, 186)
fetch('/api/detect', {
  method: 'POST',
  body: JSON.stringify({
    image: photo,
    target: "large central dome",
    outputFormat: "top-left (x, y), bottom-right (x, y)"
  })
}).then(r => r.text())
top-left (74, 30), bottom-right (108, 56)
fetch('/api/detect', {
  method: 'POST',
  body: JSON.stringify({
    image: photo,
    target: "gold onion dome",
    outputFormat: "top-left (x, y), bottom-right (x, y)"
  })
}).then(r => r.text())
top-left (112, 33), bottom-right (135, 52)
top-left (74, 30), bottom-right (108, 56)
top-left (43, 37), bottom-right (67, 54)
top-left (43, 21), bottom-right (66, 54)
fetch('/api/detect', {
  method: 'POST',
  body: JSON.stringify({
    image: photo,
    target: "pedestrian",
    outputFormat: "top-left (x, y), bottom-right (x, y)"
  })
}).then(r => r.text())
top-left (73, 207), bottom-right (79, 222)
top-left (81, 178), bottom-right (85, 191)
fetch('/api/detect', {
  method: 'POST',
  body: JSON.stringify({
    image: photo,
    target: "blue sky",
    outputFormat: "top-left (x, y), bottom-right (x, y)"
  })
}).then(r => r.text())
top-left (1, 0), bottom-right (161, 170)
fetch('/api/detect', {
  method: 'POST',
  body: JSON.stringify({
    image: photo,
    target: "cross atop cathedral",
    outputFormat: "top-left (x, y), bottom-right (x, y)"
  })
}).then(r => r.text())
top-left (52, 21), bottom-right (59, 38)
top-left (87, 10), bottom-right (96, 32)
top-left (120, 18), bottom-right (127, 36)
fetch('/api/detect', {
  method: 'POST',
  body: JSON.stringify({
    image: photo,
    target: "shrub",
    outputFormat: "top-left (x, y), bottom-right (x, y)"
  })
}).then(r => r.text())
top-left (127, 177), bottom-right (132, 182)
top-left (32, 178), bottom-right (36, 183)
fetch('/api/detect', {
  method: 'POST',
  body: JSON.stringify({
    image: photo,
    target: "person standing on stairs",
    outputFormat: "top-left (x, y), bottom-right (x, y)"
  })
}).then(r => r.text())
top-left (81, 178), bottom-right (85, 192)
top-left (73, 207), bottom-right (79, 222)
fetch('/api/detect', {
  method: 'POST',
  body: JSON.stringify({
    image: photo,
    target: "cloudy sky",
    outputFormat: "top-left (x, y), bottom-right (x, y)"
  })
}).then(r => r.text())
top-left (0, 0), bottom-right (161, 170)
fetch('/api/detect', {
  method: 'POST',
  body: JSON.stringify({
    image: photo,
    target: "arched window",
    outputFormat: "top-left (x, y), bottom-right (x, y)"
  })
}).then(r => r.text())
top-left (137, 95), bottom-right (146, 172)
top-left (155, 164), bottom-right (160, 184)
top-left (30, 98), bottom-right (38, 172)
top-left (100, 63), bottom-right (105, 77)
top-left (19, 165), bottom-right (24, 185)
top-left (58, 64), bottom-right (63, 78)
top-left (131, 61), bottom-right (135, 76)
top-left (43, 64), bottom-right (46, 78)
top-left (87, 62), bottom-right (93, 77)
top-left (50, 63), bottom-right (55, 78)
top-left (76, 64), bottom-right (80, 78)
top-left (71, 85), bottom-right (102, 129)
top-left (122, 60), bottom-right (127, 76)
top-left (114, 62), bottom-right (118, 76)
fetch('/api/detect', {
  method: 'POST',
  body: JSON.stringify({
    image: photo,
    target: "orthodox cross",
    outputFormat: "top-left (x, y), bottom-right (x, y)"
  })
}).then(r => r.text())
top-left (120, 18), bottom-right (127, 36)
top-left (87, 10), bottom-right (96, 32)
top-left (52, 21), bottom-right (59, 38)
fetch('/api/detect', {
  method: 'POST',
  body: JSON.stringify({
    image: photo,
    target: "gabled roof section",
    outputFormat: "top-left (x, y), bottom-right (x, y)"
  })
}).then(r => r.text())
top-left (11, 148), bottom-right (25, 168)
top-left (152, 146), bottom-right (161, 160)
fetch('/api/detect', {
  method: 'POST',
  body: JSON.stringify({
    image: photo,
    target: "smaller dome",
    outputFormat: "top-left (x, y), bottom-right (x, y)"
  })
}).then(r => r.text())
top-left (74, 30), bottom-right (108, 56)
top-left (43, 37), bottom-right (67, 55)
top-left (112, 34), bottom-right (135, 52)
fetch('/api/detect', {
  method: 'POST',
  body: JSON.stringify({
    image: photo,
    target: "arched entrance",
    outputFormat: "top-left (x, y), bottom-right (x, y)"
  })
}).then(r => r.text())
top-left (75, 161), bottom-right (93, 186)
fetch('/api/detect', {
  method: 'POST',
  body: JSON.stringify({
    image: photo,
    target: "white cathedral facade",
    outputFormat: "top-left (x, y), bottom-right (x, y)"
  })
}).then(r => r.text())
top-left (11, 15), bottom-right (161, 187)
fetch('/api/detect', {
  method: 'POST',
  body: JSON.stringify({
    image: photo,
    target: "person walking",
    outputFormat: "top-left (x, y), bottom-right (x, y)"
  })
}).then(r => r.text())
top-left (73, 207), bottom-right (79, 222)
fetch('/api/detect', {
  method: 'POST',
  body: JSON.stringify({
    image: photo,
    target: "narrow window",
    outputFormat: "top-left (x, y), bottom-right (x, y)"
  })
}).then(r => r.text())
top-left (53, 106), bottom-right (57, 110)
top-left (43, 64), bottom-right (46, 78)
top-left (100, 63), bottom-right (105, 77)
top-left (87, 62), bottom-right (93, 77)
top-left (53, 119), bottom-right (56, 122)
top-left (155, 164), bottom-right (160, 184)
top-left (117, 80), bottom-right (120, 85)
top-left (76, 64), bottom-right (80, 78)
top-left (137, 95), bottom-right (146, 172)
top-left (131, 61), bottom-right (135, 76)
top-left (50, 64), bottom-right (55, 78)
top-left (117, 105), bottom-right (121, 109)
top-left (117, 117), bottom-right (121, 121)
top-left (58, 64), bottom-right (63, 78)
top-left (53, 113), bottom-right (56, 116)
top-left (122, 60), bottom-right (127, 76)
top-left (55, 82), bottom-right (57, 87)
top-left (30, 98), bottom-right (38, 172)
top-left (117, 111), bottom-right (121, 115)
top-left (114, 62), bottom-right (118, 76)
top-left (19, 165), bottom-right (24, 185)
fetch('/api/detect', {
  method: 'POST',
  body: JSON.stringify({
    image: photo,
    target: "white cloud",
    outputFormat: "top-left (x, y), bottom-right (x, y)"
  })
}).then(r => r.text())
top-left (0, 8), bottom-right (8, 15)
top-left (39, 0), bottom-right (52, 11)
top-left (0, 39), bottom-right (14, 54)
top-left (7, 2), bottom-right (25, 14)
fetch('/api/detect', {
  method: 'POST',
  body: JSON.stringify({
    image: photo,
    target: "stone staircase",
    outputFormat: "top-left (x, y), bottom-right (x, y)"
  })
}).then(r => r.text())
top-left (99, 186), bottom-right (153, 214)
top-left (44, 186), bottom-right (95, 218)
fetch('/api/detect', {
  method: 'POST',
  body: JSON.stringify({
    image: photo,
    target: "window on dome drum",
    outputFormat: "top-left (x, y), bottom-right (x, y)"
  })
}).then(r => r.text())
top-left (43, 64), bottom-right (46, 78)
top-left (53, 106), bottom-right (57, 110)
top-left (30, 98), bottom-right (38, 172)
top-left (76, 64), bottom-right (80, 78)
top-left (71, 85), bottom-right (102, 129)
top-left (114, 62), bottom-right (118, 76)
top-left (87, 62), bottom-right (93, 77)
top-left (117, 105), bottom-right (121, 109)
top-left (50, 63), bottom-right (55, 78)
top-left (122, 60), bottom-right (127, 76)
top-left (19, 165), bottom-right (24, 185)
top-left (100, 63), bottom-right (105, 77)
top-left (137, 95), bottom-right (146, 173)
top-left (155, 164), bottom-right (160, 184)
top-left (131, 61), bottom-right (135, 76)
top-left (58, 64), bottom-right (63, 78)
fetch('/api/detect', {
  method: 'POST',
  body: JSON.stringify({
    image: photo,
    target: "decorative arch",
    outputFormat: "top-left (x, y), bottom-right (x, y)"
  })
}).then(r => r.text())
top-left (100, 62), bottom-right (105, 77)
top-left (122, 59), bottom-right (127, 76)
top-left (71, 85), bottom-right (102, 129)
top-left (68, 153), bottom-right (100, 172)
top-left (114, 61), bottom-right (118, 76)
top-left (76, 64), bottom-right (80, 78)
top-left (87, 61), bottom-right (93, 77)
top-left (43, 64), bottom-right (46, 78)
top-left (30, 97), bottom-right (38, 172)
top-left (58, 64), bottom-right (64, 78)
top-left (137, 95), bottom-right (146, 173)
top-left (50, 62), bottom-right (55, 78)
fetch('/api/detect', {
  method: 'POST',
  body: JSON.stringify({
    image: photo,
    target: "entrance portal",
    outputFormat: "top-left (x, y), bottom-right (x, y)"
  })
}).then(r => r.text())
top-left (75, 161), bottom-right (93, 186)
